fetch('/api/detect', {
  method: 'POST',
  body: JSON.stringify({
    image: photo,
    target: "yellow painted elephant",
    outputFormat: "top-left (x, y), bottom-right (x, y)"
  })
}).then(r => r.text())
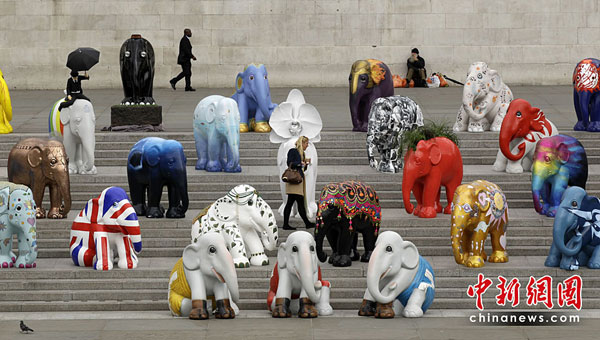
top-left (0, 68), bottom-right (13, 134)
top-left (450, 180), bottom-right (508, 268)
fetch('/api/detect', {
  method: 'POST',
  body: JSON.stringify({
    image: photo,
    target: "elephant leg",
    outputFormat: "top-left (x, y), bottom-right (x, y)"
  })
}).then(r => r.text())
top-left (332, 229), bottom-right (352, 267)
top-left (492, 149), bottom-right (508, 172)
top-left (577, 91), bottom-right (591, 131)
top-left (326, 228), bottom-right (339, 264)
top-left (488, 224), bottom-right (508, 263)
top-left (63, 132), bottom-right (79, 174)
top-left (435, 188), bottom-right (442, 213)
top-left (224, 226), bottom-right (250, 268)
top-left (112, 234), bottom-right (138, 269)
top-left (412, 182), bottom-right (424, 216)
top-left (214, 297), bottom-right (235, 319)
top-left (128, 180), bottom-right (147, 217)
top-left (237, 96), bottom-right (250, 131)
top-left (468, 117), bottom-right (488, 132)
top-left (146, 178), bottom-right (164, 218)
top-left (14, 228), bottom-right (35, 268)
top-left (453, 106), bottom-right (469, 132)
top-left (402, 288), bottom-right (426, 318)
top-left (573, 90), bottom-right (585, 130)
top-left (219, 141), bottom-right (227, 169)
top-left (350, 232), bottom-right (359, 261)
top-left (0, 227), bottom-right (14, 267)
top-left (93, 232), bottom-right (113, 271)
top-left (194, 134), bottom-right (208, 170)
top-left (466, 225), bottom-right (488, 268)
top-left (361, 227), bottom-right (376, 262)
top-left (245, 231), bottom-right (269, 266)
top-left (544, 243), bottom-right (562, 267)
top-left (588, 245), bottom-right (600, 269)
top-left (48, 185), bottom-right (64, 219)
top-left (461, 228), bottom-right (473, 257)
top-left (361, 97), bottom-right (375, 131)
top-left (548, 179), bottom-right (568, 217)
top-left (224, 140), bottom-right (241, 173)
top-left (205, 137), bottom-right (223, 172)
top-left (32, 181), bottom-right (46, 219)
top-left (166, 185), bottom-right (184, 218)
top-left (490, 107), bottom-right (507, 132)
top-left (587, 94), bottom-right (600, 132)
top-left (420, 176), bottom-right (441, 218)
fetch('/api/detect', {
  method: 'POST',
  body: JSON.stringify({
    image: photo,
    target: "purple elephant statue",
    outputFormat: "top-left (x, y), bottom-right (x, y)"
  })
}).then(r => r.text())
top-left (349, 59), bottom-right (394, 132)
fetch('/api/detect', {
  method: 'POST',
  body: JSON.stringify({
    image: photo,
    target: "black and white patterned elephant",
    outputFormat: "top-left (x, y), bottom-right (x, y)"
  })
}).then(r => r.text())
top-left (366, 96), bottom-right (424, 173)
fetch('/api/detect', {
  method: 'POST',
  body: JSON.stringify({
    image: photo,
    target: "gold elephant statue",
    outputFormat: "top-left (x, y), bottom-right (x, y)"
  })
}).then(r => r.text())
top-left (7, 138), bottom-right (71, 219)
top-left (450, 180), bottom-right (508, 268)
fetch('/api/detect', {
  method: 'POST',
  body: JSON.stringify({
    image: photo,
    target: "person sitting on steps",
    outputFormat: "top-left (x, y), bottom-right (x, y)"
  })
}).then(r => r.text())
top-left (59, 70), bottom-right (90, 110)
top-left (406, 48), bottom-right (427, 88)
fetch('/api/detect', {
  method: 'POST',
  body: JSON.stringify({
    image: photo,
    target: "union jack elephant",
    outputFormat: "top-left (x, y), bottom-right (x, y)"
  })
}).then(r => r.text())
top-left (70, 187), bottom-right (141, 270)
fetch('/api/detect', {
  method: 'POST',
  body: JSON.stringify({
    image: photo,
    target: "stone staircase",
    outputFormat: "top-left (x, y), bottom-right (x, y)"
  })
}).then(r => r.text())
top-left (1, 131), bottom-right (599, 314)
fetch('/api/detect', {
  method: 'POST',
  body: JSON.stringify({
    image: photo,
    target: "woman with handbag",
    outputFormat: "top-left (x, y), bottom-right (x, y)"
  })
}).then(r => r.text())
top-left (282, 136), bottom-right (316, 230)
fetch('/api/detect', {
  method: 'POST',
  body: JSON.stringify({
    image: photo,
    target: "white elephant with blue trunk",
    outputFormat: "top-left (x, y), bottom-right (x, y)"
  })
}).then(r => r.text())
top-left (49, 99), bottom-right (97, 174)
top-left (0, 182), bottom-right (38, 269)
top-left (359, 231), bottom-right (435, 318)
top-left (191, 185), bottom-right (278, 268)
top-left (231, 64), bottom-right (277, 133)
top-left (193, 95), bottom-right (241, 173)
top-left (169, 233), bottom-right (240, 320)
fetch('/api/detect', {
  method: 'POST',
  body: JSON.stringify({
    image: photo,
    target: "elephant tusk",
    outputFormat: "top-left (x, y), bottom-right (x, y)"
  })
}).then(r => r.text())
top-left (212, 267), bottom-right (225, 283)
top-left (380, 266), bottom-right (391, 280)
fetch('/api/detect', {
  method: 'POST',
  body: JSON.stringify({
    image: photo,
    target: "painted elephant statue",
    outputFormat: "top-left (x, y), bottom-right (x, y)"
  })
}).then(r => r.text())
top-left (493, 98), bottom-right (558, 174)
top-left (268, 231), bottom-right (333, 318)
top-left (402, 137), bottom-right (463, 218)
top-left (193, 95), bottom-right (241, 173)
top-left (349, 59), bottom-right (394, 132)
top-left (127, 137), bottom-right (189, 218)
top-left (532, 134), bottom-right (588, 217)
top-left (573, 58), bottom-right (600, 131)
top-left (367, 96), bottom-right (424, 173)
top-left (358, 231), bottom-right (435, 318)
top-left (69, 187), bottom-right (141, 270)
top-left (269, 89), bottom-right (323, 219)
top-left (451, 180), bottom-right (509, 268)
top-left (8, 138), bottom-right (71, 219)
top-left (315, 181), bottom-right (381, 267)
top-left (0, 68), bottom-right (13, 134)
top-left (0, 182), bottom-right (37, 268)
top-left (120, 34), bottom-right (155, 105)
top-left (545, 187), bottom-right (600, 270)
top-left (191, 185), bottom-right (278, 268)
top-left (49, 99), bottom-right (97, 175)
top-left (453, 62), bottom-right (513, 132)
top-left (169, 233), bottom-right (240, 319)
top-left (231, 64), bottom-right (277, 133)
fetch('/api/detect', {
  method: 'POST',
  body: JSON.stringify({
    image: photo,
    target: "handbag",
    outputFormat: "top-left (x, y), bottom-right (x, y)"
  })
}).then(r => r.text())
top-left (282, 167), bottom-right (303, 184)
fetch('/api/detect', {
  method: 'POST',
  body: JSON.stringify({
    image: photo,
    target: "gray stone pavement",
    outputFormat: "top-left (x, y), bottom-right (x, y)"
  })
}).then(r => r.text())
top-left (6, 85), bottom-right (578, 133)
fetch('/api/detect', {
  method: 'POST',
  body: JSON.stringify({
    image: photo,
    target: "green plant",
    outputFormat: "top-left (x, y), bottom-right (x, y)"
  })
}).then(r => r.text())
top-left (401, 121), bottom-right (459, 151)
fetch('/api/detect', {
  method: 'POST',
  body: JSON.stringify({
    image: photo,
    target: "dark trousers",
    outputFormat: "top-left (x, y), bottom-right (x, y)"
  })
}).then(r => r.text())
top-left (171, 62), bottom-right (192, 89)
top-left (283, 194), bottom-right (311, 227)
top-left (59, 93), bottom-right (90, 110)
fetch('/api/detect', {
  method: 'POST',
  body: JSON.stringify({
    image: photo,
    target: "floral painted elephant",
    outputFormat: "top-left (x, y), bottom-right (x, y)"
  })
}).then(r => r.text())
top-left (169, 233), bottom-right (240, 319)
top-left (7, 138), bottom-right (71, 219)
top-left (193, 95), bottom-right (241, 173)
top-left (545, 187), bottom-right (600, 270)
top-left (127, 137), bottom-right (189, 218)
top-left (358, 231), bottom-right (435, 318)
top-left (451, 180), bottom-right (509, 268)
top-left (0, 182), bottom-right (37, 269)
top-left (532, 135), bottom-right (588, 217)
top-left (349, 59), bottom-right (394, 132)
top-left (270, 89), bottom-right (322, 219)
top-left (367, 96), bottom-right (424, 173)
top-left (191, 185), bottom-right (278, 268)
top-left (49, 99), bottom-right (97, 175)
top-left (573, 58), bottom-right (600, 131)
top-left (493, 98), bottom-right (557, 174)
top-left (269, 231), bottom-right (333, 318)
top-left (0, 68), bottom-right (13, 133)
top-left (231, 64), bottom-right (277, 133)
top-left (402, 137), bottom-right (463, 218)
top-left (70, 187), bottom-right (141, 270)
top-left (315, 181), bottom-right (381, 267)
top-left (453, 62), bottom-right (513, 132)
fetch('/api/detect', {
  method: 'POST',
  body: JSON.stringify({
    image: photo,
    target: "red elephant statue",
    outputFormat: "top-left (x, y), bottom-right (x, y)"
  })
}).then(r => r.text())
top-left (402, 137), bottom-right (463, 218)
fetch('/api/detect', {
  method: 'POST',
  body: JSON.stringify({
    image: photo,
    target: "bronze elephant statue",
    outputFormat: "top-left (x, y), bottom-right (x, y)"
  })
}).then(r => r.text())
top-left (7, 138), bottom-right (71, 219)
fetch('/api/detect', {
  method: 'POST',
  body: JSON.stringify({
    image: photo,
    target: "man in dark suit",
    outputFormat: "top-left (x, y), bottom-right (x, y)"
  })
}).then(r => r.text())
top-left (59, 70), bottom-right (90, 110)
top-left (170, 28), bottom-right (196, 91)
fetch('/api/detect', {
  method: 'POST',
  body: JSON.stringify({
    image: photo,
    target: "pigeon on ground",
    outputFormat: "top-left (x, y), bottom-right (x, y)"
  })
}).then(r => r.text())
top-left (19, 320), bottom-right (34, 334)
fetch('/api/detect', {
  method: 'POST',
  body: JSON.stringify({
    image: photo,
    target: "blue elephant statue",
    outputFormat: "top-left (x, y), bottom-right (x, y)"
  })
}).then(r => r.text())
top-left (231, 64), bottom-right (277, 133)
top-left (0, 181), bottom-right (38, 268)
top-left (545, 186), bottom-right (600, 270)
top-left (193, 95), bottom-right (241, 173)
top-left (573, 58), bottom-right (600, 131)
top-left (127, 137), bottom-right (189, 218)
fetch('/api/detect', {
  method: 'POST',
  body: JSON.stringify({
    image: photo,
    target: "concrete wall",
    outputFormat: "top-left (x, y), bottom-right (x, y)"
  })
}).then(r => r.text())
top-left (1, 0), bottom-right (599, 89)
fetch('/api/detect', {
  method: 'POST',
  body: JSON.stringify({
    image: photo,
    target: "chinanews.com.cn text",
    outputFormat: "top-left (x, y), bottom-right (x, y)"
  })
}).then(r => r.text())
top-left (469, 312), bottom-right (580, 326)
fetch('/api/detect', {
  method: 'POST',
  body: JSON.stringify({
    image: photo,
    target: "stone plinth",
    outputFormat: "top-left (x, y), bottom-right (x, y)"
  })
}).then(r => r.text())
top-left (110, 105), bottom-right (162, 127)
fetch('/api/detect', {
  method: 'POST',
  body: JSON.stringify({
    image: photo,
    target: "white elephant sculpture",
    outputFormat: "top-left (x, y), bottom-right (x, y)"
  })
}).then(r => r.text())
top-left (191, 184), bottom-right (278, 268)
top-left (268, 231), bottom-right (333, 318)
top-left (49, 98), bottom-right (96, 174)
top-left (358, 231), bottom-right (435, 318)
top-left (168, 233), bottom-right (240, 320)
top-left (453, 62), bottom-right (513, 132)
top-left (0, 182), bottom-right (38, 269)
top-left (269, 89), bottom-right (322, 219)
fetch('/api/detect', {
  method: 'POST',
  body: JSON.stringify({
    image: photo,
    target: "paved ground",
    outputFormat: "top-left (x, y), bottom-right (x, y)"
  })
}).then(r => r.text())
top-left (7, 85), bottom-right (578, 133)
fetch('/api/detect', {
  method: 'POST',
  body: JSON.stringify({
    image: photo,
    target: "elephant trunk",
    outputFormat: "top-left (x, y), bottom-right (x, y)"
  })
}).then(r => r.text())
top-left (315, 223), bottom-right (328, 263)
top-left (531, 172), bottom-right (544, 213)
top-left (402, 155), bottom-right (416, 214)
top-left (82, 136), bottom-right (95, 172)
top-left (226, 124), bottom-right (240, 168)
top-left (299, 246), bottom-right (321, 303)
top-left (256, 83), bottom-right (272, 119)
top-left (450, 207), bottom-right (468, 263)
top-left (223, 261), bottom-right (240, 303)
top-left (178, 178), bottom-right (189, 213)
top-left (553, 213), bottom-right (582, 258)
top-left (499, 122), bottom-right (526, 161)
top-left (462, 84), bottom-right (485, 121)
top-left (59, 173), bottom-right (71, 215)
top-left (366, 247), bottom-right (400, 303)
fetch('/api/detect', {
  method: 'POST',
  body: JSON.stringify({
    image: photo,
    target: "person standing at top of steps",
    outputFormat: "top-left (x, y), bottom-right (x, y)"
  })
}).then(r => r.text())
top-left (170, 28), bottom-right (196, 92)
top-left (282, 136), bottom-right (317, 230)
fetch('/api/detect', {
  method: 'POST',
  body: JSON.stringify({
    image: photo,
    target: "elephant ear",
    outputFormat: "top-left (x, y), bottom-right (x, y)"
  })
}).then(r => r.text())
top-left (27, 147), bottom-right (43, 168)
top-left (277, 242), bottom-right (287, 269)
top-left (489, 69), bottom-right (503, 93)
top-left (298, 103), bottom-right (323, 141)
top-left (182, 243), bottom-right (202, 270)
top-left (429, 143), bottom-right (441, 165)
top-left (145, 145), bottom-right (160, 167)
top-left (557, 143), bottom-right (570, 164)
top-left (60, 107), bottom-right (70, 125)
top-left (235, 72), bottom-right (244, 93)
top-left (269, 102), bottom-right (294, 141)
top-left (475, 190), bottom-right (491, 212)
top-left (205, 102), bottom-right (217, 124)
top-left (0, 185), bottom-right (9, 215)
top-left (400, 240), bottom-right (419, 270)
